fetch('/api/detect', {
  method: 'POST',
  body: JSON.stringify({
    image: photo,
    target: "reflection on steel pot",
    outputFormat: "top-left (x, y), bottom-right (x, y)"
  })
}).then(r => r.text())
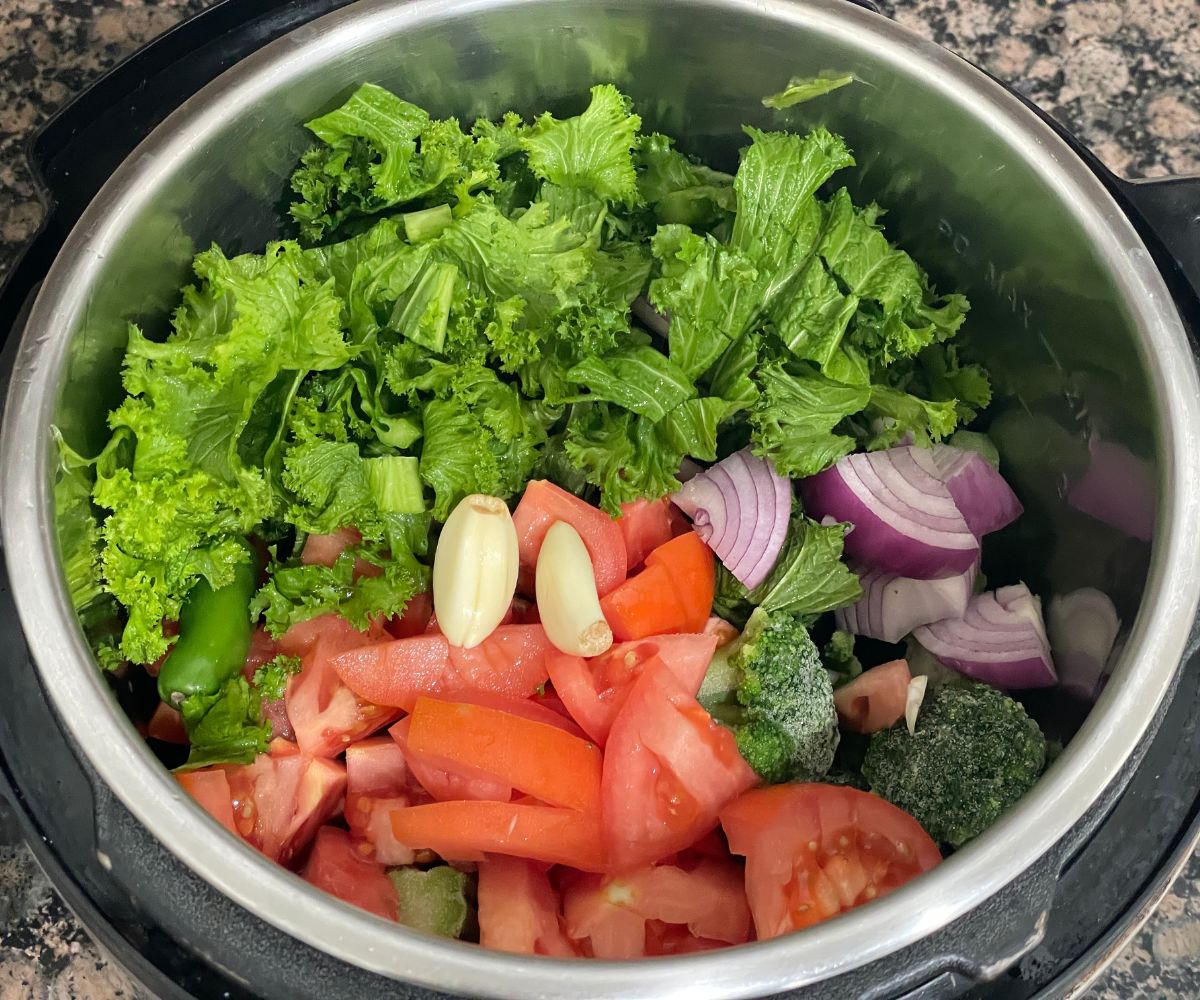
top-left (3, 0), bottom-right (1200, 997)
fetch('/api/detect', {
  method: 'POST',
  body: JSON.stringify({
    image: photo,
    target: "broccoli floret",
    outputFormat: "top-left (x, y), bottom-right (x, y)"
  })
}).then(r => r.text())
top-left (703, 607), bottom-right (839, 783)
top-left (861, 683), bottom-right (1046, 848)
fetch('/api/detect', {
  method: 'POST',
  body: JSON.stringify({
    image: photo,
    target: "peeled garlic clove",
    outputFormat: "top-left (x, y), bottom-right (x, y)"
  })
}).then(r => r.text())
top-left (433, 494), bottom-right (518, 649)
top-left (536, 521), bottom-right (613, 657)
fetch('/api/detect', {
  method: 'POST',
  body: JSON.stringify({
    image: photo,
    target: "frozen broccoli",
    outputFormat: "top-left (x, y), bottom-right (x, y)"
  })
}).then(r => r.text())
top-left (701, 607), bottom-right (839, 783)
top-left (861, 683), bottom-right (1046, 848)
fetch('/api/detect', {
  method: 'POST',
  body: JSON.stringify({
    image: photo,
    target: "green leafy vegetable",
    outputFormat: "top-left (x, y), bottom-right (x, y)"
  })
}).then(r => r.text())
top-left (762, 73), bottom-right (855, 109)
top-left (178, 676), bottom-right (271, 770)
top-left (253, 654), bottom-right (302, 702)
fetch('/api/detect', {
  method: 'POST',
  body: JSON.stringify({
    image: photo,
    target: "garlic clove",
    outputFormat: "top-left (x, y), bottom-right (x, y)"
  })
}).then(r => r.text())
top-left (536, 520), bottom-right (613, 658)
top-left (433, 494), bottom-right (519, 649)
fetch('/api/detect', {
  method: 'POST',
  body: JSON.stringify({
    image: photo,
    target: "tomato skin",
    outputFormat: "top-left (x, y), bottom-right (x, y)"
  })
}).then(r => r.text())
top-left (176, 769), bottom-right (239, 834)
top-left (221, 751), bottom-right (347, 867)
top-left (833, 659), bottom-right (912, 734)
top-left (148, 703), bottom-right (188, 744)
top-left (389, 800), bottom-right (607, 871)
top-left (301, 527), bottom-right (381, 579)
top-left (616, 498), bottom-right (676, 571)
top-left (644, 532), bottom-right (716, 633)
top-left (446, 624), bottom-right (552, 700)
top-left (602, 657), bottom-right (757, 871)
top-left (561, 858), bottom-right (751, 958)
top-left (547, 633), bottom-right (719, 746)
top-left (720, 784), bottom-right (942, 939)
top-left (477, 856), bottom-right (578, 956)
top-left (600, 532), bottom-right (716, 641)
top-left (302, 826), bottom-right (398, 921)
top-left (329, 634), bottom-right (454, 711)
top-left (512, 480), bottom-right (627, 597)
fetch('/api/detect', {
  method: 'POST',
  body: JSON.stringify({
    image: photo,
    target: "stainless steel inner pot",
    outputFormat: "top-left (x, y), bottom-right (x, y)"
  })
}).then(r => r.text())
top-left (3, 0), bottom-right (1200, 996)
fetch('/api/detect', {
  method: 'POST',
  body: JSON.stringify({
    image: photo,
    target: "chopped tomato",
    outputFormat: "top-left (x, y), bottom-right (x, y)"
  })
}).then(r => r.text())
top-left (512, 480), bottom-right (627, 597)
top-left (704, 616), bottom-right (740, 649)
top-left (616, 498), bottom-right (676, 570)
top-left (384, 592), bottom-right (433, 639)
top-left (148, 703), bottom-right (187, 744)
top-left (406, 697), bottom-right (602, 813)
top-left (344, 741), bottom-right (421, 864)
top-left (600, 531), bottom-right (716, 641)
top-left (328, 634), bottom-right (454, 711)
top-left (644, 532), bottom-right (716, 633)
top-left (450, 689), bottom-right (586, 739)
top-left (276, 612), bottom-right (387, 659)
top-left (446, 624), bottom-right (552, 700)
top-left (301, 527), bottom-right (381, 579)
top-left (547, 633), bottom-right (718, 745)
top-left (602, 657), bottom-right (757, 870)
top-left (833, 660), bottom-right (912, 734)
top-left (389, 801), bottom-right (607, 871)
top-left (331, 626), bottom-right (552, 711)
top-left (507, 597), bottom-right (541, 625)
top-left (302, 826), bottom-right (398, 921)
top-left (477, 857), bottom-right (578, 956)
top-left (222, 751), bottom-right (347, 866)
top-left (241, 627), bottom-right (279, 679)
top-left (176, 769), bottom-right (238, 835)
top-left (720, 784), bottom-right (942, 938)
top-left (645, 922), bottom-right (727, 955)
top-left (286, 624), bottom-right (400, 757)
top-left (391, 718), bottom-right (512, 803)
top-left (561, 858), bottom-right (751, 958)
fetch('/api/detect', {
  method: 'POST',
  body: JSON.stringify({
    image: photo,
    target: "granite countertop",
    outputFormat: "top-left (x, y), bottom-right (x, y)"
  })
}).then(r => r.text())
top-left (1, 0), bottom-right (1198, 997)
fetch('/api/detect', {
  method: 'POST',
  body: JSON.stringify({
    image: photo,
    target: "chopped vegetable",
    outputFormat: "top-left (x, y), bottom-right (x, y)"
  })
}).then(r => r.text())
top-left (302, 826), bottom-right (398, 921)
top-left (671, 448), bottom-right (790, 590)
top-left (702, 608), bottom-right (840, 783)
top-left (1046, 587), bottom-right (1121, 700)
top-left (835, 562), bottom-right (975, 644)
top-left (912, 583), bottom-right (1057, 690)
top-left (389, 866), bottom-right (471, 938)
top-left (930, 444), bottom-right (1023, 539)
top-left (861, 683), bottom-right (1047, 847)
top-left (761, 73), bottom-right (855, 109)
top-left (600, 531), bottom-right (715, 640)
top-left (832, 659), bottom-right (912, 734)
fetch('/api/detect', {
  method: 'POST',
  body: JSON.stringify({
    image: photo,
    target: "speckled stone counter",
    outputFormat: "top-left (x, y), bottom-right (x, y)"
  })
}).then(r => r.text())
top-left (1, 1), bottom-right (1198, 997)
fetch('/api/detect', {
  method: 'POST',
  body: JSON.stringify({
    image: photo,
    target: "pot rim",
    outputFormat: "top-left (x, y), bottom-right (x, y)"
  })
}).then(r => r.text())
top-left (4, 0), bottom-right (1200, 996)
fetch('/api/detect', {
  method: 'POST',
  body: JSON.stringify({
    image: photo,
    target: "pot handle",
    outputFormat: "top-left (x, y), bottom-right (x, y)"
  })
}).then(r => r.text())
top-left (1114, 176), bottom-right (1200, 304)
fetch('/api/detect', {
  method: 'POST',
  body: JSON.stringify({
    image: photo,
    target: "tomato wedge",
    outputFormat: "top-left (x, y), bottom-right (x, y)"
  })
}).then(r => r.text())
top-left (221, 751), bottom-right (347, 866)
top-left (833, 659), bottom-right (912, 734)
top-left (148, 703), bottom-right (188, 744)
top-left (644, 532), bottom-right (716, 633)
top-left (512, 480), bottom-right (627, 597)
top-left (602, 657), bottom-right (757, 870)
top-left (286, 620), bottom-right (400, 757)
top-left (389, 801), bottom-right (607, 871)
top-left (561, 859), bottom-right (752, 958)
top-left (720, 784), bottom-right (942, 938)
top-left (547, 633), bottom-right (719, 746)
top-left (407, 697), bottom-right (602, 813)
top-left (328, 634), bottom-right (454, 710)
top-left (302, 826), bottom-right (398, 921)
top-left (177, 769), bottom-right (238, 834)
top-left (600, 532), bottom-right (715, 641)
top-left (391, 718), bottom-right (513, 803)
top-left (477, 856), bottom-right (578, 956)
top-left (384, 592), bottom-right (433, 639)
top-left (616, 498), bottom-right (676, 571)
top-left (344, 737), bottom-right (418, 864)
top-left (446, 624), bottom-right (552, 700)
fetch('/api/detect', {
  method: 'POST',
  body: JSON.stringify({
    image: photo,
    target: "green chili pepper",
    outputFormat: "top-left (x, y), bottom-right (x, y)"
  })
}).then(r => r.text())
top-left (157, 548), bottom-right (258, 706)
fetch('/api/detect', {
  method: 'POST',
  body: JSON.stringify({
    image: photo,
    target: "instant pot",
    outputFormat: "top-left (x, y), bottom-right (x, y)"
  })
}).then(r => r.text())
top-left (2, 0), bottom-right (1200, 997)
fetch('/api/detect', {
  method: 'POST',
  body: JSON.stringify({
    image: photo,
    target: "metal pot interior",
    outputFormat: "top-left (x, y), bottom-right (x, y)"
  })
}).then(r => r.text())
top-left (5, 0), bottom-right (1200, 996)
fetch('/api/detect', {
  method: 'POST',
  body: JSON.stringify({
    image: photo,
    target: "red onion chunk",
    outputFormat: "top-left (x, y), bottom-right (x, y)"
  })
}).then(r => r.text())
top-left (930, 445), bottom-right (1023, 538)
top-left (913, 583), bottom-right (1057, 690)
top-left (835, 562), bottom-right (976, 644)
top-left (672, 449), bottom-right (790, 591)
top-left (1047, 587), bottom-right (1120, 700)
top-left (800, 447), bottom-right (979, 579)
top-left (1067, 436), bottom-right (1155, 543)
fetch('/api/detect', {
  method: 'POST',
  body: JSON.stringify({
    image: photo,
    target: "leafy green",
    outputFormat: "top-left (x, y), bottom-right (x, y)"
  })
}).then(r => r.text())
top-left (252, 654), bottom-right (302, 702)
top-left (636, 133), bottom-right (735, 230)
top-left (178, 676), bottom-right (271, 770)
top-left (53, 430), bottom-right (105, 616)
top-left (762, 73), bottom-right (855, 109)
